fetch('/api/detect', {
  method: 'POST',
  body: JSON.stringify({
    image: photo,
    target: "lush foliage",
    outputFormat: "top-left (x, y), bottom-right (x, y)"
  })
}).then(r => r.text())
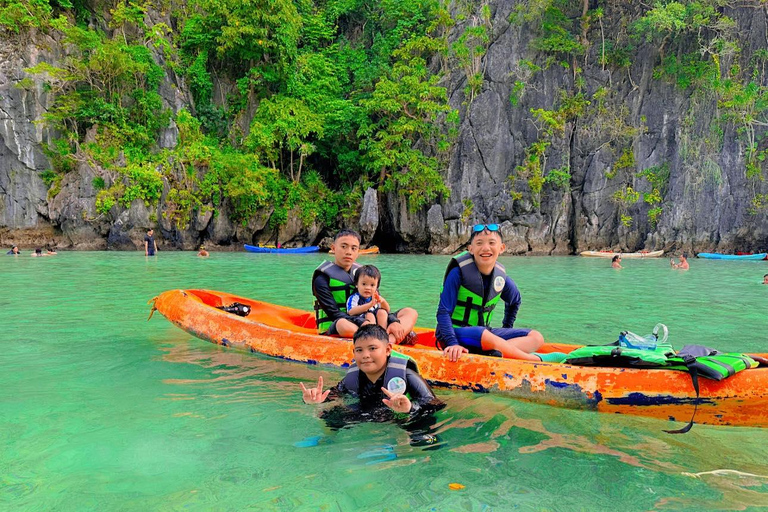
top-left (21, 0), bottom-right (457, 231)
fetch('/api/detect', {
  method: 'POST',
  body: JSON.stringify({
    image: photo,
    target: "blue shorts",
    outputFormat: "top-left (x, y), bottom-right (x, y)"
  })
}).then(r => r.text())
top-left (455, 327), bottom-right (532, 349)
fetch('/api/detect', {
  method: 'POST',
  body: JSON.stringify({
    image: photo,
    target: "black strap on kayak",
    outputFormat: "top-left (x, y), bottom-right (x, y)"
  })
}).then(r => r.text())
top-left (664, 355), bottom-right (700, 434)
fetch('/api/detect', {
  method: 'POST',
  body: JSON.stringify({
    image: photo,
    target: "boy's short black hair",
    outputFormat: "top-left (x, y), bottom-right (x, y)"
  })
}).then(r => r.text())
top-left (353, 324), bottom-right (390, 345)
top-left (356, 264), bottom-right (381, 286)
top-left (682, 252), bottom-right (688, 258)
top-left (334, 229), bottom-right (361, 242)
top-left (764, 274), bottom-right (768, 278)
top-left (612, 255), bottom-right (620, 262)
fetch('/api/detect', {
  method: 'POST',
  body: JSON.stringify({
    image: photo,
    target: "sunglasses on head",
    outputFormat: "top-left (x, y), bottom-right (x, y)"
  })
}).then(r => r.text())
top-left (472, 224), bottom-right (500, 233)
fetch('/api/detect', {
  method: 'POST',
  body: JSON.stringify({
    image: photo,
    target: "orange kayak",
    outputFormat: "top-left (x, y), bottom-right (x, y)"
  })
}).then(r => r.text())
top-left (152, 289), bottom-right (768, 428)
top-left (329, 245), bottom-right (380, 255)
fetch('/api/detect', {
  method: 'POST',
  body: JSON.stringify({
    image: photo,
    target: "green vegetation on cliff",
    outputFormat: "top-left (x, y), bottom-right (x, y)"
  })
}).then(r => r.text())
top-left (3, 0), bottom-right (768, 237)
top-left (7, 0), bottom-right (457, 231)
top-left (507, 0), bottom-right (768, 226)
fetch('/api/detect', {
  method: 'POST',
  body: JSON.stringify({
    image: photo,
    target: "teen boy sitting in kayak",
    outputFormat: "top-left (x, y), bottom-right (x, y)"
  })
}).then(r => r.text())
top-left (436, 223), bottom-right (565, 363)
top-left (300, 324), bottom-right (444, 444)
top-left (312, 229), bottom-right (417, 344)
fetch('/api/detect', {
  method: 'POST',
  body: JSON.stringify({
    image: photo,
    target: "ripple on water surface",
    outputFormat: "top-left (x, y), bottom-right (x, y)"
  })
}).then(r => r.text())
top-left (2, 252), bottom-right (768, 510)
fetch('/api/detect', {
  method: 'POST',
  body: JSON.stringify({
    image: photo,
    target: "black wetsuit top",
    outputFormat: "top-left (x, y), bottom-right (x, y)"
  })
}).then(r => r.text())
top-left (321, 367), bottom-right (445, 428)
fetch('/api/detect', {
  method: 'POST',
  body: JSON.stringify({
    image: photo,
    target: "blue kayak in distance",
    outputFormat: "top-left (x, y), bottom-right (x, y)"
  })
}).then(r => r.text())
top-left (244, 244), bottom-right (320, 254)
top-left (697, 252), bottom-right (767, 260)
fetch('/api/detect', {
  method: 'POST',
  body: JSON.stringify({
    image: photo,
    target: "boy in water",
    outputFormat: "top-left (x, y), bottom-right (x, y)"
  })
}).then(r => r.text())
top-left (300, 325), bottom-right (444, 444)
top-left (311, 229), bottom-right (417, 344)
top-left (436, 223), bottom-right (564, 363)
top-left (346, 265), bottom-right (390, 329)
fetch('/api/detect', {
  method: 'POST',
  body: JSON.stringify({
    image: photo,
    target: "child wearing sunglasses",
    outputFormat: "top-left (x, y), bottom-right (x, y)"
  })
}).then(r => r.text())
top-left (435, 223), bottom-right (566, 363)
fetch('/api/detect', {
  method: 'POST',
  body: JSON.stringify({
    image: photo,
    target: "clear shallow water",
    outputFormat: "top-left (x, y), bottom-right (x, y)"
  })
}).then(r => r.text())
top-left (2, 251), bottom-right (768, 511)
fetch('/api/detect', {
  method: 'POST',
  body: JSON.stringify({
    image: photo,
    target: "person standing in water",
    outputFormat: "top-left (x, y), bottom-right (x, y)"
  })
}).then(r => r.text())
top-left (611, 255), bottom-right (622, 269)
top-left (144, 229), bottom-right (158, 256)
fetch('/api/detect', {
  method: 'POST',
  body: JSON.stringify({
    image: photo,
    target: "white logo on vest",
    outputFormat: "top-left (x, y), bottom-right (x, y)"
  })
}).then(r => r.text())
top-left (494, 276), bottom-right (505, 292)
top-left (387, 376), bottom-right (406, 395)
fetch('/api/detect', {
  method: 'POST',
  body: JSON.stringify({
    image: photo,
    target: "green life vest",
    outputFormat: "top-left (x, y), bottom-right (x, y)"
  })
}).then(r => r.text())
top-left (564, 343), bottom-right (758, 377)
top-left (666, 353), bottom-right (758, 381)
top-left (564, 342), bottom-right (759, 434)
top-left (443, 252), bottom-right (507, 328)
top-left (564, 342), bottom-right (676, 368)
top-left (341, 353), bottom-right (418, 395)
top-left (312, 260), bottom-right (361, 334)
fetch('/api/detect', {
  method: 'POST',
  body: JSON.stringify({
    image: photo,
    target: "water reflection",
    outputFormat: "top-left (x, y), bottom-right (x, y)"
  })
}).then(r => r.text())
top-left (157, 334), bottom-right (768, 510)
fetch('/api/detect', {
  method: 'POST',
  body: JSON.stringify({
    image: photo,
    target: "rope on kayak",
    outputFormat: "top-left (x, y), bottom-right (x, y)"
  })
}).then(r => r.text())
top-left (147, 296), bottom-right (158, 321)
top-left (664, 355), bottom-right (699, 434)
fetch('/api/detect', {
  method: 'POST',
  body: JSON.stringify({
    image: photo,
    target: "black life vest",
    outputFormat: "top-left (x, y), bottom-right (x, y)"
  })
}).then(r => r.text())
top-left (341, 353), bottom-right (417, 395)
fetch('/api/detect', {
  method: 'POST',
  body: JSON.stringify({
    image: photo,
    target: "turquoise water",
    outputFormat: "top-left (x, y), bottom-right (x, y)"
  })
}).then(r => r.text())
top-left (2, 252), bottom-right (768, 510)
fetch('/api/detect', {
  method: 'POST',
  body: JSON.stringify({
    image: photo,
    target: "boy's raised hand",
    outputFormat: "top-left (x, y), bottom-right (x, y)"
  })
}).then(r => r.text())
top-left (381, 387), bottom-right (412, 413)
top-left (300, 376), bottom-right (330, 404)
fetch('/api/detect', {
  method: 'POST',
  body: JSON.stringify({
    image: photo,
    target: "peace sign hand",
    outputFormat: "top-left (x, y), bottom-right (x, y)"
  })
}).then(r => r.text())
top-left (300, 376), bottom-right (331, 404)
top-left (381, 386), bottom-right (412, 413)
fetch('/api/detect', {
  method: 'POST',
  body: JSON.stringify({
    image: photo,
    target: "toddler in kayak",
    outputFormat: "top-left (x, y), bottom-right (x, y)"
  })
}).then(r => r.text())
top-left (299, 325), bottom-right (444, 446)
top-left (346, 265), bottom-right (390, 329)
top-left (311, 229), bottom-right (417, 344)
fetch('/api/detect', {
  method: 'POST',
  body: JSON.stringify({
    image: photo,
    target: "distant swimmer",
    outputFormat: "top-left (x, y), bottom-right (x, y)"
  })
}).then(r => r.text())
top-left (46, 246), bottom-right (57, 255)
top-left (198, 245), bottom-right (209, 257)
top-left (6, 245), bottom-right (19, 255)
top-left (670, 253), bottom-right (689, 270)
top-left (31, 248), bottom-right (46, 257)
top-left (763, 274), bottom-right (768, 285)
top-left (611, 255), bottom-right (622, 269)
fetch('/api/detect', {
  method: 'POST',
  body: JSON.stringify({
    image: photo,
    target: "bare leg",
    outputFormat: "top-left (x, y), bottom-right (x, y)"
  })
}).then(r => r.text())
top-left (334, 318), bottom-right (359, 338)
top-left (375, 309), bottom-right (389, 329)
top-left (479, 329), bottom-right (544, 361)
top-left (387, 307), bottom-right (418, 344)
top-left (361, 312), bottom-right (376, 326)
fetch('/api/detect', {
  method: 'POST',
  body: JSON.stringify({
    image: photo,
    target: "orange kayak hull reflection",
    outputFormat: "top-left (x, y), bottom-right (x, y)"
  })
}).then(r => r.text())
top-left (153, 289), bottom-right (768, 428)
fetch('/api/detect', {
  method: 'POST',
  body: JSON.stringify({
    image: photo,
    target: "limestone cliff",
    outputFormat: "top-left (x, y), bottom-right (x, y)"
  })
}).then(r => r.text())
top-left (1, 1), bottom-right (767, 253)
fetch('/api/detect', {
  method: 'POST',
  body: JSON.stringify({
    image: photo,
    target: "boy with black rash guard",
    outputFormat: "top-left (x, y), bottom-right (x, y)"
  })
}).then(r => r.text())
top-left (311, 229), bottom-right (418, 344)
top-left (436, 223), bottom-right (566, 363)
top-left (300, 325), bottom-right (445, 435)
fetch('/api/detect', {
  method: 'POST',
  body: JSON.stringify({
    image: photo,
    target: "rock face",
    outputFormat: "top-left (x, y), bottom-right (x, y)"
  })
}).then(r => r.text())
top-left (0, 32), bottom-right (53, 236)
top-left (1, 3), bottom-right (767, 253)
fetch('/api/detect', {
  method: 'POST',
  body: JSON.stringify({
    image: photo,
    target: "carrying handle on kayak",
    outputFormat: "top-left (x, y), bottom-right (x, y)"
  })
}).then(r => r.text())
top-left (147, 296), bottom-right (158, 321)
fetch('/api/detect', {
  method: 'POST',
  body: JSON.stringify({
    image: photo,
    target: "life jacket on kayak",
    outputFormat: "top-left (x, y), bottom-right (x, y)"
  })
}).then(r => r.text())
top-left (565, 341), bottom-right (759, 434)
top-left (312, 260), bottom-right (361, 334)
top-left (443, 252), bottom-right (507, 328)
top-left (564, 343), bottom-right (758, 377)
top-left (341, 353), bottom-right (418, 395)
